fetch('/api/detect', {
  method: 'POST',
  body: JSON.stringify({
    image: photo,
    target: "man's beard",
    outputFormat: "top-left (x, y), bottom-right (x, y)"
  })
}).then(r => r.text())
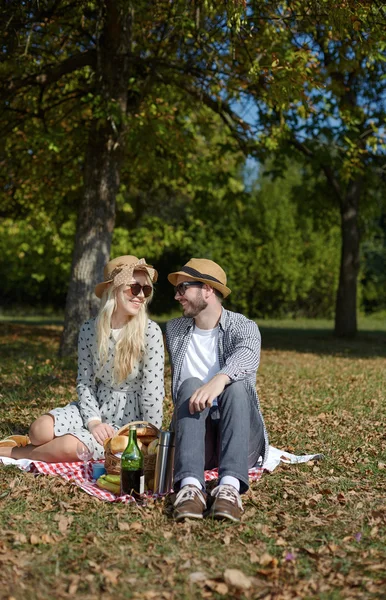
top-left (182, 293), bottom-right (208, 317)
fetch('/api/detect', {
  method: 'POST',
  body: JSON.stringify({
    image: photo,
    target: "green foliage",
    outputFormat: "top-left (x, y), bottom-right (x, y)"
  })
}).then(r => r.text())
top-left (110, 160), bottom-right (342, 318)
top-left (360, 217), bottom-right (386, 314)
top-left (183, 163), bottom-right (341, 318)
top-left (1, 0), bottom-right (385, 325)
top-left (0, 216), bottom-right (75, 308)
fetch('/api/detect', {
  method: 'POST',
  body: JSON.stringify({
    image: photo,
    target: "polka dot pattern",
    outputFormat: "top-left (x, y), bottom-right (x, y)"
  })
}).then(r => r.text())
top-left (50, 318), bottom-right (164, 459)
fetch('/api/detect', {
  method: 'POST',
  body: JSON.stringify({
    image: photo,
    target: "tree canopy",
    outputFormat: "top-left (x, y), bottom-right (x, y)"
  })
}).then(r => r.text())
top-left (1, 1), bottom-right (385, 349)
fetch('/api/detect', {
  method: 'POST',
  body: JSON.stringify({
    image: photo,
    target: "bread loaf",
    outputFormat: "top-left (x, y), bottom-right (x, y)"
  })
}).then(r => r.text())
top-left (138, 440), bottom-right (148, 455)
top-left (147, 438), bottom-right (159, 455)
top-left (110, 435), bottom-right (128, 454)
top-left (136, 426), bottom-right (157, 438)
top-left (138, 436), bottom-right (157, 445)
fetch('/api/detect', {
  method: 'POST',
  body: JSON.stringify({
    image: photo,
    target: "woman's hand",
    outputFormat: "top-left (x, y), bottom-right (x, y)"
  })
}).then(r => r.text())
top-left (88, 421), bottom-right (115, 446)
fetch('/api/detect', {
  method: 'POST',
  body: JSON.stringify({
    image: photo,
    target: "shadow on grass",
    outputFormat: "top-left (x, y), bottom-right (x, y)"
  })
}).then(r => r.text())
top-left (0, 323), bottom-right (77, 372)
top-left (1, 319), bottom-right (385, 360)
top-left (0, 322), bottom-right (62, 339)
top-left (0, 420), bottom-right (30, 435)
top-left (259, 326), bottom-right (386, 359)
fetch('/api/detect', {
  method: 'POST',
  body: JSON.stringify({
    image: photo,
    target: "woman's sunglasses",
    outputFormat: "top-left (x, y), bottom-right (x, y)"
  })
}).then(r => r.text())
top-left (125, 283), bottom-right (153, 298)
top-left (174, 281), bottom-right (204, 296)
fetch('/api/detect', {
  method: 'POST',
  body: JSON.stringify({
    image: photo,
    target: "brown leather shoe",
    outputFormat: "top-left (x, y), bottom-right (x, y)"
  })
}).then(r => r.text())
top-left (173, 485), bottom-right (207, 521)
top-left (9, 435), bottom-right (30, 447)
top-left (0, 438), bottom-right (17, 448)
top-left (0, 435), bottom-right (30, 448)
top-left (208, 484), bottom-right (244, 522)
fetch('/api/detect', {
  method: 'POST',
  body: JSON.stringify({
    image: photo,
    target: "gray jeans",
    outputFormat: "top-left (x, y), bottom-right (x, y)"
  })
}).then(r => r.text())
top-left (173, 377), bottom-right (265, 494)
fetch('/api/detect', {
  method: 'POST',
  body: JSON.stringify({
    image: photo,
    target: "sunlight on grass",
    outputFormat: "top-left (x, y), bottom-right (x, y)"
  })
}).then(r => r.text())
top-left (0, 321), bottom-right (385, 599)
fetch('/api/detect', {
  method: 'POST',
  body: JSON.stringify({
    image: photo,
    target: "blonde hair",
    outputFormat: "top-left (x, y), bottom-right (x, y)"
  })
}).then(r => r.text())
top-left (95, 274), bottom-right (153, 384)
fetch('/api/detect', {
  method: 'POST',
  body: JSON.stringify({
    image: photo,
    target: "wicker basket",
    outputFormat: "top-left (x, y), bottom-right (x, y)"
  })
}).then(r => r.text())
top-left (104, 421), bottom-right (159, 488)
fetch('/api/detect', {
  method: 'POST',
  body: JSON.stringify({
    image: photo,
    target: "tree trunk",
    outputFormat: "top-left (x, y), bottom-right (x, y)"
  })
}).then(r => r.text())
top-left (334, 179), bottom-right (361, 337)
top-left (59, 122), bottom-right (121, 355)
top-left (60, 1), bottom-right (133, 355)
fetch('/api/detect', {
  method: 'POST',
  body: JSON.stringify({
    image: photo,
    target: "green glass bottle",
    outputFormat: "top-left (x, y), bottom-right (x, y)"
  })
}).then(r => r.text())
top-left (120, 426), bottom-right (144, 496)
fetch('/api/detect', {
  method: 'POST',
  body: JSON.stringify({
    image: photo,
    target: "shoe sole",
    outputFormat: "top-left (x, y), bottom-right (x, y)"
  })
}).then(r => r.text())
top-left (0, 440), bottom-right (17, 447)
top-left (207, 510), bottom-right (241, 523)
top-left (174, 512), bottom-right (204, 522)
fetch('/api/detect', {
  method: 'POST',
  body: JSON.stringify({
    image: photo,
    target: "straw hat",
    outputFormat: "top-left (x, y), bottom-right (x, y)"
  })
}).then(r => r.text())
top-left (94, 255), bottom-right (158, 299)
top-left (168, 258), bottom-right (231, 298)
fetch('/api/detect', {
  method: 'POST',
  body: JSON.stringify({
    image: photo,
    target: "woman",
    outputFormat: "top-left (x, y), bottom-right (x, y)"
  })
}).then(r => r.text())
top-left (0, 255), bottom-right (164, 462)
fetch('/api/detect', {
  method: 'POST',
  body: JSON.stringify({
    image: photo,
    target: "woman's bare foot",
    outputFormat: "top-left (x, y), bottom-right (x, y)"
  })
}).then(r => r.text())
top-left (0, 445), bottom-right (18, 458)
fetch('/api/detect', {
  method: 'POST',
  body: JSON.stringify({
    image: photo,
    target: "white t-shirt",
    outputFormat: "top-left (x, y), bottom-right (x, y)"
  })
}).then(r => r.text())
top-left (178, 325), bottom-right (220, 405)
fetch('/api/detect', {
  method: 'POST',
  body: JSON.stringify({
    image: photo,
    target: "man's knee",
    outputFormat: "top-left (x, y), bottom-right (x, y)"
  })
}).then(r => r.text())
top-left (220, 380), bottom-right (249, 405)
top-left (175, 377), bottom-right (203, 407)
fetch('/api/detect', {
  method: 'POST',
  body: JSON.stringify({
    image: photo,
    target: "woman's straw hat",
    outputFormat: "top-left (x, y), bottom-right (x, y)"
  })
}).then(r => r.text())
top-left (168, 258), bottom-right (231, 298)
top-left (94, 255), bottom-right (158, 299)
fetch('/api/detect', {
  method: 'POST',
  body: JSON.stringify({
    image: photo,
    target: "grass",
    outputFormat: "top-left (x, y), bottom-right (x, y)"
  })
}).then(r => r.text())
top-left (0, 318), bottom-right (385, 600)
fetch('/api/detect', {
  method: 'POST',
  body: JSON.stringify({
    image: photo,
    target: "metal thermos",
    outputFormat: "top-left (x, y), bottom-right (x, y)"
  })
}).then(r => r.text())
top-left (154, 430), bottom-right (175, 494)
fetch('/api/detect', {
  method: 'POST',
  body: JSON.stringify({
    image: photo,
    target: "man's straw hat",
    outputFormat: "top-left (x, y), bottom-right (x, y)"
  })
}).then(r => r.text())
top-left (168, 258), bottom-right (231, 298)
top-left (94, 255), bottom-right (157, 299)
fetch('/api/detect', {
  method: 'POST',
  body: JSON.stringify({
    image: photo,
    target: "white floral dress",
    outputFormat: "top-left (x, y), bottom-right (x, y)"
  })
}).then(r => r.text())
top-left (49, 318), bottom-right (164, 459)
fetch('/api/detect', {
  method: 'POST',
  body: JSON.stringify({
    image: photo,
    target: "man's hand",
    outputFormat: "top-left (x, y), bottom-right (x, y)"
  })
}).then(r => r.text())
top-left (189, 374), bottom-right (231, 414)
top-left (88, 421), bottom-right (116, 445)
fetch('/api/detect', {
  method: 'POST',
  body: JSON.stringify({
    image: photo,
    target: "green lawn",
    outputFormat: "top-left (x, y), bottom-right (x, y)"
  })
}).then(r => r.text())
top-left (0, 318), bottom-right (385, 600)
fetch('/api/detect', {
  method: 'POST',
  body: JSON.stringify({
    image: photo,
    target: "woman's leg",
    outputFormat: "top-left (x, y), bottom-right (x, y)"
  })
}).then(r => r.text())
top-left (0, 433), bottom-right (83, 462)
top-left (29, 414), bottom-right (55, 445)
top-left (0, 414), bottom-right (55, 458)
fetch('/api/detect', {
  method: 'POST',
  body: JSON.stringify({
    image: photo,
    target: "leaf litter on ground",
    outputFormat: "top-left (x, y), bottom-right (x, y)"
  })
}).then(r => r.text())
top-left (0, 320), bottom-right (385, 599)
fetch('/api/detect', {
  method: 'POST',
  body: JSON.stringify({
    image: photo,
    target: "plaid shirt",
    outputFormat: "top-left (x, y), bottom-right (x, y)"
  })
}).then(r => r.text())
top-left (166, 308), bottom-right (269, 464)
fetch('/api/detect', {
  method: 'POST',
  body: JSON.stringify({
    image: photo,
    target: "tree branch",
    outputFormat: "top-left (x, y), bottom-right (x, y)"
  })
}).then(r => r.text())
top-left (289, 136), bottom-right (344, 205)
top-left (5, 49), bottom-right (97, 93)
top-left (168, 80), bottom-right (251, 154)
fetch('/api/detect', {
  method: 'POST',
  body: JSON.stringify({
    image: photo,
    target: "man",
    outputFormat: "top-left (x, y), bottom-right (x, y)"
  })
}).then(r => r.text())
top-left (166, 258), bottom-right (268, 522)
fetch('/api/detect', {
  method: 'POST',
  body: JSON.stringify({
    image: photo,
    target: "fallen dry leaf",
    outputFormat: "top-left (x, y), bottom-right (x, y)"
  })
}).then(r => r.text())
top-left (13, 533), bottom-right (27, 544)
top-left (102, 568), bottom-right (121, 585)
top-left (275, 537), bottom-right (287, 546)
top-left (138, 592), bottom-right (159, 600)
top-left (30, 534), bottom-right (40, 545)
top-left (259, 552), bottom-right (278, 567)
top-left (205, 580), bottom-right (229, 595)
top-left (41, 533), bottom-right (56, 544)
top-left (223, 568), bottom-right (251, 590)
top-left (189, 571), bottom-right (207, 583)
top-left (56, 514), bottom-right (74, 534)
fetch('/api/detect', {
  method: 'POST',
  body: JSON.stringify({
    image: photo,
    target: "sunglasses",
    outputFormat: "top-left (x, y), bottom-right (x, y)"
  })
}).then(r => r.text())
top-left (174, 281), bottom-right (205, 296)
top-left (125, 283), bottom-right (153, 298)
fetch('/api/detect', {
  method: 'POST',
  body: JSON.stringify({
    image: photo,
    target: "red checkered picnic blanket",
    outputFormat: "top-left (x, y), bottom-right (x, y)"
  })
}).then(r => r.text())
top-left (3, 459), bottom-right (264, 503)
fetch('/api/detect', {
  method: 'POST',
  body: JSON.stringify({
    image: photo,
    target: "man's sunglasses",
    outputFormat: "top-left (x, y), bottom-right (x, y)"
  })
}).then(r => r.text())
top-left (174, 281), bottom-right (205, 296)
top-left (125, 283), bottom-right (153, 298)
